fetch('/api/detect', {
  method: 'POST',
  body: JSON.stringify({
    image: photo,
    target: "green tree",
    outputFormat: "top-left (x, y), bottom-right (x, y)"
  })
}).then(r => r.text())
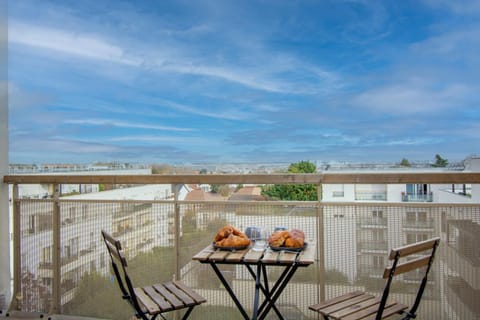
top-left (399, 158), bottom-right (411, 167)
top-left (210, 184), bottom-right (221, 193)
top-left (63, 272), bottom-right (130, 319)
top-left (262, 161), bottom-right (318, 201)
top-left (432, 154), bottom-right (448, 167)
top-left (288, 160), bottom-right (316, 173)
top-left (66, 247), bottom-right (177, 319)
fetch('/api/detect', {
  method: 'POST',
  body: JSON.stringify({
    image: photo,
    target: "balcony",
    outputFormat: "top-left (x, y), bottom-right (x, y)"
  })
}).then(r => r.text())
top-left (2, 172), bottom-right (480, 319)
top-left (358, 240), bottom-right (389, 252)
top-left (355, 191), bottom-right (387, 201)
top-left (402, 192), bottom-right (433, 202)
top-left (358, 216), bottom-right (388, 227)
top-left (403, 217), bottom-right (435, 229)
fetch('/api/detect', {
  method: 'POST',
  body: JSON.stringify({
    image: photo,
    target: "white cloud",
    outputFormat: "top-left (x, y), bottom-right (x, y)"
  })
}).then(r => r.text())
top-left (8, 82), bottom-right (52, 109)
top-left (9, 22), bottom-right (140, 65)
top-left (160, 100), bottom-right (251, 120)
top-left (353, 81), bottom-right (473, 115)
top-left (108, 135), bottom-right (211, 145)
top-left (65, 119), bottom-right (195, 132)
top-left (9, 20), bottom-right (339, 95)
top-left (410, 28), bottom-right (480, 58)
top-left (422, 0), bottom-right (480, 14)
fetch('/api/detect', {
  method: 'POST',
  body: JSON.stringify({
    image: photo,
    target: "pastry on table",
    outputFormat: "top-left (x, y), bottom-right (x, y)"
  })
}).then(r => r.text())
top-left (268, 229), bottom-right (305, 248)
top-left (214, 225), bottom-right (251, 247)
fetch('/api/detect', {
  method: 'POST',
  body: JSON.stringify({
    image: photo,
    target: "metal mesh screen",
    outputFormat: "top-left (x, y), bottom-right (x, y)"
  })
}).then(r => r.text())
top-left (19, 200), bottom-right (54, 313)
top-left (14, 197), bottom-right (480, 319)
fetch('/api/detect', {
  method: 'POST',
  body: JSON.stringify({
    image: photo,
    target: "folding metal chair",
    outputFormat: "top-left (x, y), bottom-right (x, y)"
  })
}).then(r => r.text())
top-left (309, 237), bottom-right (440, 320)
top-left (102, 230), bottom-right (206, 320)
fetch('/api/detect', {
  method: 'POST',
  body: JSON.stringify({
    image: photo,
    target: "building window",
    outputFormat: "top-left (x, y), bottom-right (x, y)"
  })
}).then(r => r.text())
top-left (42, 277), bottom-right (52, 286)
top-left (441, 212), bottom-right (446, 233)
top-left (69, 207), bottom-right (76, 223)
top-left (41, 246), bottom-right (52, 263)
top-left (82, 204), bottom-right (88, 220)
top-left (373, 255), bottom-right (384, 269)
top-left (372, 229), bottom-right (384, 241)
top-left (372, 210), bottom-right (383, 219)
top-left (407, 233), bottom-right (429, 244)
top-left (332, 184), bottom-right (345, 197)
top-left (406, 212), bottom-right (416, 222)
top-left (28, 215), bottom-right (35, 234)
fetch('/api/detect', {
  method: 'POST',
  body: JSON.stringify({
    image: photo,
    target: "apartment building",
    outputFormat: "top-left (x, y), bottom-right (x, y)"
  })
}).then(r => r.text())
top-left (14, 183), bottom-right (178, 311)
top-left (321, 156), bottom-right (480, 319)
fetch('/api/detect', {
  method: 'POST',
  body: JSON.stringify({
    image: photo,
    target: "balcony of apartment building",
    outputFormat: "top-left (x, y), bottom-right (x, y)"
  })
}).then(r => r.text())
top-left (401, 191), bottom-right (433, 202)
top-left (357, 210), bottom-right (388, 227)
top-left (355, 191), bottom-right (387, 201)
top-left (1, 172), bottom-right (480, 320)
top-left (402, 183), bottom-right (433, 202)
top-left (403, 211), bottom-right (435, 230)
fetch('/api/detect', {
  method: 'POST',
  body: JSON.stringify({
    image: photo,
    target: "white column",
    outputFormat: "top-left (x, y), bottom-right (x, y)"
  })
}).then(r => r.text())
top-left (0, 0), bottom-right (10, 310)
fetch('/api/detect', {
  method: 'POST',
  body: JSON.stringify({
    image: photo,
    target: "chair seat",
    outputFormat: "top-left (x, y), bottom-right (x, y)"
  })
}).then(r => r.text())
top-left (309, 291), bottom-right (407, 320)
top-left (134, 280), bottom-right (207, 315)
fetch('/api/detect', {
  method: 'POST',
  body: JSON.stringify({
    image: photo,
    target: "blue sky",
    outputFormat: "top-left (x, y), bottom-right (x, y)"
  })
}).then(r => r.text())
top-left (7, 0), bottom-right (480, 164)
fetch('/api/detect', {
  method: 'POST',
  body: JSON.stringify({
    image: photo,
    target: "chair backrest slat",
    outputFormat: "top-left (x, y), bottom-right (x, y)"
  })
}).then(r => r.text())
top-left (102, 230), bottom-right (122, 250)
top-left (101, 229), bottom-right (142, 312)
top-left (382, 256), bottom-right (431, 278)
top-left (105, 240), bottom-right (128, 267)
top-left (388, 237), bottom-right (439, 260)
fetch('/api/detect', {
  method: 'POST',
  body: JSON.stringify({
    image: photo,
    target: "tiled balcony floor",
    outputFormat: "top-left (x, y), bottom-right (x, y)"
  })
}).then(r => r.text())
top-left (0, 311), bottom-right (108, 320)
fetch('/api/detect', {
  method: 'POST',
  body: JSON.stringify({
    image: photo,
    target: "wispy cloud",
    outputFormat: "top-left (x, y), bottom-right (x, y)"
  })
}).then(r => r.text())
top-left (159, 100), bottom-right (252, 121)
top-left (9, 18), bottom-right (340, 95)
top-left (9, 22), bottom-right (140, 66)
top-left (7, 1), bottom-right (480, 163)
top-left (422, 0), bottom-right (480, 14)
top-left (64, 119), bottom-right (195, 132)
top-left (352, 81), bottom-right (474, 115)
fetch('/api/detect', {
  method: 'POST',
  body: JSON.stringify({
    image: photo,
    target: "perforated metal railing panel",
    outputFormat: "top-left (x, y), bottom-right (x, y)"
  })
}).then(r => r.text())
top-left (14, 199), bottom-right (480, 319)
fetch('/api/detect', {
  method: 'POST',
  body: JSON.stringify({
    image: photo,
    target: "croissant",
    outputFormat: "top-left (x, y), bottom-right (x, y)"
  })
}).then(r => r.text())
top-left (284, 229), bottom-right (305, 248)
top-left (216, 234), bottom-right (251, 247)
top-left (268, 229), bottom-right (305, 248)
top-left (214, 225), bottom-right (251, 247)
top-left (268, 231), bottom-right (290, 247)
top-left (214, 225), bottom-right (234, 242)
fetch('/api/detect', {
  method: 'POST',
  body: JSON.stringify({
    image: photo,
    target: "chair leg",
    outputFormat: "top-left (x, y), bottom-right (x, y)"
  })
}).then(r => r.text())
top-left (401, 312), bottom-right (415, 320)
top-left (136, 312), bottom-right (150, 320)
top-left (156, 313), bottom-right (168, 320)
top-left (181, 306), bottom-right (195, 320)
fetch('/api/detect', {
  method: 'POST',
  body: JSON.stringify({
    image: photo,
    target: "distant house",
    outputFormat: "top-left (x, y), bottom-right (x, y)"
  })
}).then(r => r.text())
top-left (184, 186), bottom-right (227, 201)
top-left (229, 186), bottom-right (265, 201)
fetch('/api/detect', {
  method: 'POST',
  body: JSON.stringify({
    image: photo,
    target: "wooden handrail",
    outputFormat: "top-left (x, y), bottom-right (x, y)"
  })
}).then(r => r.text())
top-left (3, 172), bottom-right (480, 184)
